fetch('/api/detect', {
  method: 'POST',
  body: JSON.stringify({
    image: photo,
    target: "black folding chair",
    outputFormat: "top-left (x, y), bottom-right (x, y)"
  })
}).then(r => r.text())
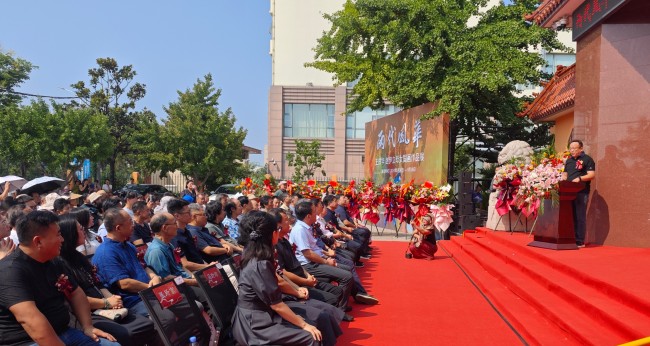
top-left (139, 278), bottom-right (214, 346)
top-left (219, 254), bottom-right (242, 279)
top-left (195, 265), bottom-right (240, 345)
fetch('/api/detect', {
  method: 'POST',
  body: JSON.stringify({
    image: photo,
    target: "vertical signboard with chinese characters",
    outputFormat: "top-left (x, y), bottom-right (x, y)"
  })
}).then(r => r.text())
top-left (364, 103), bottom-right (449, 185)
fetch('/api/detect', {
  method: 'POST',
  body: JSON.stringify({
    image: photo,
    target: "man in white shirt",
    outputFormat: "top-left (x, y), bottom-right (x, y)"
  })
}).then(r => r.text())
top-left (289, 200), bottom-right (354, 307)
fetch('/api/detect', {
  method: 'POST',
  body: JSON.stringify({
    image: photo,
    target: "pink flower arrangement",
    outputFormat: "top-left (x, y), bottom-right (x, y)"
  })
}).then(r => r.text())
top-left (516, 157), bottom-right (565, 217)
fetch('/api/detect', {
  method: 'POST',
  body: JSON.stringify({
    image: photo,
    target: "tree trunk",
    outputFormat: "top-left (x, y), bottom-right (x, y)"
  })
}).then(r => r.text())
top-left (109, 153), bottom-right (117, 188)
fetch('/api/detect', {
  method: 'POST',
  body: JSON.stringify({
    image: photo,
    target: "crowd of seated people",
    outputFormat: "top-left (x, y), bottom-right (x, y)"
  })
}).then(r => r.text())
top-left (0, 184), bottom-right (379, 345)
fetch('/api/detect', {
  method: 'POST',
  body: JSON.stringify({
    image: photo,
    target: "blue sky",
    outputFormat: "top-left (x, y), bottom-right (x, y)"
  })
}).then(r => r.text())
top-left (1, 1), bottom-right (271, 164)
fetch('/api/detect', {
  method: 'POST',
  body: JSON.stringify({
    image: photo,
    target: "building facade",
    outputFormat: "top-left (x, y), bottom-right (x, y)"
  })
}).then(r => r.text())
top-left (268, 0), bottom-right (397, 181)
top-left (267, 0), bottom-right (575, 181)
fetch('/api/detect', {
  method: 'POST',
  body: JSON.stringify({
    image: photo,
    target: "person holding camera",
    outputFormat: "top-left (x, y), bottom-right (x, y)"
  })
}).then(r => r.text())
top-left (407, 214), bottom-right (438, 260)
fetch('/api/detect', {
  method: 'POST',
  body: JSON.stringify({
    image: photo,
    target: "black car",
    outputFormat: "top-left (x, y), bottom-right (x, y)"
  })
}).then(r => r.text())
top-left (115, 184), bottom-right (171, 198)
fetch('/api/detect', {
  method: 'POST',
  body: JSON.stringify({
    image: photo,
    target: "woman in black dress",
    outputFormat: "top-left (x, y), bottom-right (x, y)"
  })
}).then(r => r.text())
top-left (55, 214), bottom-right (160, 346)
top-left (232, 211), bottom-right (322, 345)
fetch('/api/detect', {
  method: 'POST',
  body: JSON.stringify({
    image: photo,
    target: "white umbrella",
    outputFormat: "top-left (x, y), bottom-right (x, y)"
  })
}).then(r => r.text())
top-left (20, 176), bottom-right (66, 195)
top-left (0, 175), bottom-right (28, 194)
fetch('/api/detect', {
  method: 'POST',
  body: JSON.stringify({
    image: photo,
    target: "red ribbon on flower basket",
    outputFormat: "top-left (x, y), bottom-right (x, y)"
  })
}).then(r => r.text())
top-left (347, 200), bottom-right (361, 220)
top-left (361, 210), bottom-right (380, 225)
top-left (495, 178), bottom-right (521, 216)
top-left (383, 200), bottom-right (395, 225)
top-left (519, 198), bottom-right (541, 219)
top-left (415, 203), bottom-right (430, 220)
top-left (394, 199), bottom-right (414, 223)
top-left (263, 178), bottom-right (273, 195)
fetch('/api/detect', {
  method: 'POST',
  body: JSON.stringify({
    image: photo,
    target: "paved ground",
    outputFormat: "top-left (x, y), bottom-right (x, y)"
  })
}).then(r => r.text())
top-left (366, 224), bottom-right (417, 242)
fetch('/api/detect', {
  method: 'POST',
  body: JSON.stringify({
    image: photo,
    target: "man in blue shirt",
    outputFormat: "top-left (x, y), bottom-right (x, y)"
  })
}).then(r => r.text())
top-left (289, 200), bottom-right (354, 309)
top-left (145, 213), bottom-right (196, 283)
top-left (92, 208), bottom-right (162, 317)
top-left (145, 212), bottom-right (209, 309)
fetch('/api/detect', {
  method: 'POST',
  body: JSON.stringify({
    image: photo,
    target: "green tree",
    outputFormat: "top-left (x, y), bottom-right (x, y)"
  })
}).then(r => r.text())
top-left (285, 140), bottom-right (326, 181)
top-left (0, 50), bottom-right (34, 107)
top-left (0, 100), bottom-right (50, 177)
top-left (124, 108), bottom-right (164, 181)
top-left (307, 0), bottom-right (565, 176)
top-left (157, 74), bottom-right (247, 189)
top-left (70, 57), bottom-right (148, 186)
top-left (453, 143), bottom-right (474, 177)
top-left (45, 105), bottom-right (113, 179)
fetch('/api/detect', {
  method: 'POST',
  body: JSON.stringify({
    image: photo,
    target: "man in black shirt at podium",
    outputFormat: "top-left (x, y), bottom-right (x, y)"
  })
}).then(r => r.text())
top-left (563, 140), bottom-right (596, 247)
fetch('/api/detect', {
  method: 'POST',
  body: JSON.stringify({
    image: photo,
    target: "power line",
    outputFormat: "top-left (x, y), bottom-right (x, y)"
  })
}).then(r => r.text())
top-left (0, 89), bottom-right (80, 100)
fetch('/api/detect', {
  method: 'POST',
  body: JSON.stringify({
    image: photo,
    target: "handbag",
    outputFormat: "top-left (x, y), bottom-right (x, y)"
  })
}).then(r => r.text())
top-left (93, 307), bottom-right (128, 321)
top-left (93, 288), bottom-right (128, 321)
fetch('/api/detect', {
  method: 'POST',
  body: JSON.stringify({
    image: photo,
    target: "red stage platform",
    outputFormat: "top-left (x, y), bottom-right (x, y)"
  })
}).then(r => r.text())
top-left (438, 227), bottom-right (650, 345)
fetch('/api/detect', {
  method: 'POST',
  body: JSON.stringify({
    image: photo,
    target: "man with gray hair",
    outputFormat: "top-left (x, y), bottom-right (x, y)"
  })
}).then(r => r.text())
top-left (145, 213), bottom-right (198, 286)
top-left (186, 203), bottom-right (232, 263)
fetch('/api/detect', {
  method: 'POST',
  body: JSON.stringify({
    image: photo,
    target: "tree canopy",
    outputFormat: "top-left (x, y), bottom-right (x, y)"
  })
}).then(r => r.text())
top-left (286, 139), bottom-right (326, 181)
top-left (0, 52), bottom-right (252, 188)
top-left (71, 57), bottom-right (149, 185)
top-left (155, 74), bottom-right (248, 188)
top-left (0, 100), bottom-right (112, 178)
top-left (0, 50), bottom-right (34, 108)
top-left (307, 0), bottom-right (567, 172)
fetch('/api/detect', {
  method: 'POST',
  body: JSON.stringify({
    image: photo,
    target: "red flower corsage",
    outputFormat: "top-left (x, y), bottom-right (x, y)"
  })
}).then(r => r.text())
top-left (91, 265), bottom-right (101, 285)
top-left (173, 247), bottom-right (182, 264)
top-left (576, 160), bottom-right (584, 170)
top-left (291, 242), bottom-right (298, 254)
top-left (136, 250), bottom-right (147, 269)
top-left (55, 274), bottom-right (74, 299)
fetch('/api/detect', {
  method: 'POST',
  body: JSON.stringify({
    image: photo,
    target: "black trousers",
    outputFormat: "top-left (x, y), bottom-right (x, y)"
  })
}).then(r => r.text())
top-left (303, 262), bottom-right (353, 307)
top-left (307, 282), bottom-right (344, 308)
top-left (352, 227), bottom-right (371, 253)
top-left (572, 190), bottom-right (589, 244)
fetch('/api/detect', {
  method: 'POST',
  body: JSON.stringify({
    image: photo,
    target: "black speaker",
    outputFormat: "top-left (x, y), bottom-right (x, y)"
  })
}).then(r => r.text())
top-left (459, 172), bottom-right (474, 194)
top-left (458, 202), bottom-right (473, 216)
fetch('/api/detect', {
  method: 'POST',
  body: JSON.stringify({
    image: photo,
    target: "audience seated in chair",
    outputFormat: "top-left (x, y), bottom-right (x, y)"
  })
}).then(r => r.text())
top-left (0, 211), bottom-right (117, 345)
top-left (92, 208), bottom-right (164, 317)
top-left (186, 203), bottom-right (233, 263)
top-left (55, 214), bottom-right (160, 346)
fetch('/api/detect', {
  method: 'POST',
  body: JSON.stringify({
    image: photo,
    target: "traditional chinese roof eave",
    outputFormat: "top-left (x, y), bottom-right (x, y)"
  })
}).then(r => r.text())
top-left (525, 0), bottom-right (568, 25)
top-left (519, 63), bottom-right (576, 122)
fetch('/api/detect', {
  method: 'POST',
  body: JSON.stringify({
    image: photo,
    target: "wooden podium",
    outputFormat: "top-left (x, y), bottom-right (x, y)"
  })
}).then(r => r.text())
top-left (528, 181), bottom-right (585, 250)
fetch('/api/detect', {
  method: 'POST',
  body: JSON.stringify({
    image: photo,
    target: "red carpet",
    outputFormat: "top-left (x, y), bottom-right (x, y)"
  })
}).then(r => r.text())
top-left (339, 241), bottom-right (523, 345)
top-left (439, 228), bottom-right (650, 345)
